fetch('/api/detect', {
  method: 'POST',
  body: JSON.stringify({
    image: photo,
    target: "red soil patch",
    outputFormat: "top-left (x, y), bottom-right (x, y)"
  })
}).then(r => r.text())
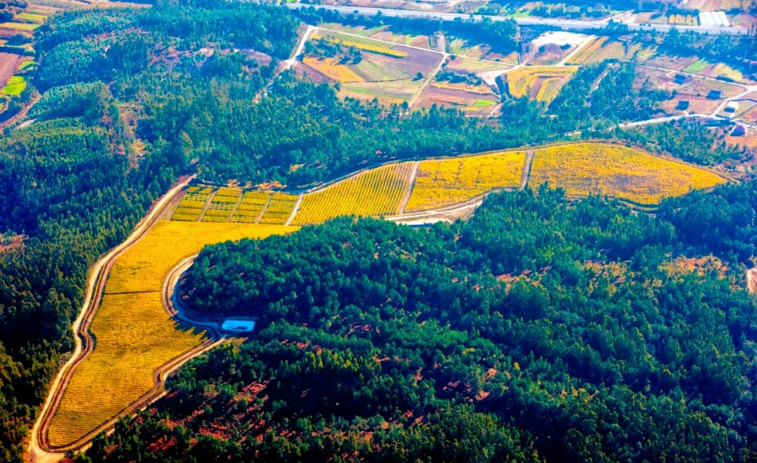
top-left (0, 52), bottom-right (20, 87)
top-left (294, 61), bottom-right (331, 83)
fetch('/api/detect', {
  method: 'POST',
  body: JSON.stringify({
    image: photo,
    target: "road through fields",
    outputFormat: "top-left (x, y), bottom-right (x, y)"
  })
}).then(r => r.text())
top-left (28, 175), bottom-right (194, 462)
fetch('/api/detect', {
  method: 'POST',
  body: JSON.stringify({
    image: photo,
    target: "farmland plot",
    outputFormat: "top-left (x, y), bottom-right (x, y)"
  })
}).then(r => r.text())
top-left (46, 221), bottom-right (298, 448)
top-left (506, 66), bottom-right (576, 102)
top-left (292, 162), bottom-right (414, 225)
top-left (171, 186), bottom-right (214, 222)
top-left (405, 151), bottom-right (526, 212)
top-left (529, 143), bottom-right (727, 204)
top-left (415, 81), bottom-right (499, 115)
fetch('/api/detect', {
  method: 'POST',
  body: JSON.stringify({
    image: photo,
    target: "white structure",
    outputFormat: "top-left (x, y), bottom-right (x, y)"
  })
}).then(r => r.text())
top-left (699, 11), bottom-right (729, 27)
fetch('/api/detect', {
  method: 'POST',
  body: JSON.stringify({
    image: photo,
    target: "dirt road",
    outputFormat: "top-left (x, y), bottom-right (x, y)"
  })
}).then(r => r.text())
top-left (28, 175), bottom-right (195, 462)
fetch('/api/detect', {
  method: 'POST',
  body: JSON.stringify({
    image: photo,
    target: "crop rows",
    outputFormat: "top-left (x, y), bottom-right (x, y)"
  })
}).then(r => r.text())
top-left (171, 186), bottom-right (214, 222)
top-left (668, 14), bottom-right (698, 25)
top-left (46, 222), bottom-right (298, 448)
top-left (406, 151), bottom-right (526, 212)
top-left (535, 78), bottom-right (565, 103)
top-left (566, 37), bottom-right (608, 65)
top-left (201, 188), bottom-right (242, 223)
top-left (506, 67), bottom-right (576, 99)
top-left (529, 143), bottom-right (726, 204)
top-left (259, 193), bottom-right (299, 225)
top-left (292, 162), bottom-right (414, 225)
top-left (231, 191), bottom-right (270, 223)
top-left (313, 30), bottom-right (408, 58)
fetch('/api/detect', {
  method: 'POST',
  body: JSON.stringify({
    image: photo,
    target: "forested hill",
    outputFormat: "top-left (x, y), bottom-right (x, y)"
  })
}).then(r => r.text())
top-left (83, 184), bottom-right (757, 462)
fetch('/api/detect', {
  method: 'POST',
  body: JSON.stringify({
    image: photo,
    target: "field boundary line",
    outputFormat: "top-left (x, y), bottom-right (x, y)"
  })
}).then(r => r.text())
top-left (29, 175), bottom-right (195, 461)
top-left (519, 150), bottom-right (535, 190)
top-left (285, 194), bottom-right (303, 226)
top-left (399, 161), bottom-right (420, 214)
top-left (228, 191), bottom-right (245, 222)
top-left (408, 52), bottom-right (448, 109)
top-left (195, 188), bottom-right (217, 222)
top-left (254, 194), bottom-right (273, 224)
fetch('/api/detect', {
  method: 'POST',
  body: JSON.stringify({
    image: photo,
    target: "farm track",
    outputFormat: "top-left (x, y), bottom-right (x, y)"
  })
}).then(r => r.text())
top-left (285, 194), bottom-right (303, 226)
top-left (399, 161), bottom-right (420, 213)
top-left (29, 175), bottom-right (196, 461)
top-left (519, 150), bottom-right (535, 190)
top-left (408, 51), bottom-right (449, 109)
top-left (0, 94), bottom-right (39, 128)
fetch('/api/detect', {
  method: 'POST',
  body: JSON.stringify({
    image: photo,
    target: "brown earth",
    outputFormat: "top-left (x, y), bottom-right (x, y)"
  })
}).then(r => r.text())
top-left (0, 52), bottom-right (20, 87)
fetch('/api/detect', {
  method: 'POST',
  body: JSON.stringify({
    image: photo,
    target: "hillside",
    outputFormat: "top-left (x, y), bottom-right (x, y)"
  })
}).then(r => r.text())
top-left (84, 184), bottom-right (757, 462)
top-left (0, 0), bottom-right (755, 462)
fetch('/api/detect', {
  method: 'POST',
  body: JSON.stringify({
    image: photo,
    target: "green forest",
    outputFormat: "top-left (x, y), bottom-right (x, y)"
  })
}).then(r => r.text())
top-left (0, 0), bottom-right (755, 462)
top-left (84, 184), bottom-right (757, 462)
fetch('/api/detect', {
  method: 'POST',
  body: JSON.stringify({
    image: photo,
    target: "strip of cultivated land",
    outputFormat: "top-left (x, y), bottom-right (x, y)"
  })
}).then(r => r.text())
top-left (529, 143), bottom-right (727, 204)
top-left (45, 221), bottom-right (298, 449)
top-left (44, 141), bottom-right (729, 450)
top-left (170, 142), bottom-right (729, 226)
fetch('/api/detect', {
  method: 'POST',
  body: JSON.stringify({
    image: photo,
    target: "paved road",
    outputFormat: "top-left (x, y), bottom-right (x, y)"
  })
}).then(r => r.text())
top-left (285, 3), bottom-right (751, 35)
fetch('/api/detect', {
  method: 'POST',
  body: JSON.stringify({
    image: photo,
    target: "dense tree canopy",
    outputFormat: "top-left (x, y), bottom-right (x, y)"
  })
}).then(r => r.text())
top-left (82, 184), bottom-right (757, 462)
top-left (1, 1), bottom-right (754, 461)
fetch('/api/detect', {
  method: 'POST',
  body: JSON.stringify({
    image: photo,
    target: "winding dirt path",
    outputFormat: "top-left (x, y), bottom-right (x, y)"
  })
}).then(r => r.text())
top-left (28, 175), bottom-right (195, 462)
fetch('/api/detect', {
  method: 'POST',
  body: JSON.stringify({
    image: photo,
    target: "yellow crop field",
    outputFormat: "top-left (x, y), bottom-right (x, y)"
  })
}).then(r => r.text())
top-left (201, 188), bottom-right (241, 223)
top-left (46, 221), bottom-right (299, 448)
top-left (231, 190), bottom-right (270, 223)
top-left (312, 31), bottom-right (408, 58)
top-left (260, 193), bottom-right (299, 225)
top-left (303, 56), bottom-right (364, 83)
top-left (506, 67), bottom-right (576, 99)
top-left (0, 21), bottom-right (39, 31)
top-left (405, 151), bottom-right (526, 212)
top-left (292, 162), bottom-right (414, 225)
top-left (712, 63), bottom-right (742, 82)
top-left (171, 186), bottom-right (213, 221)
top-left (668, 14), bottom-right (698, 25)
top-left (535, 77), bottom-right (566, 103)
top-left (529, 143), bottom-right (727, 204)
top-left (566, 37), bottom-right (608, 65)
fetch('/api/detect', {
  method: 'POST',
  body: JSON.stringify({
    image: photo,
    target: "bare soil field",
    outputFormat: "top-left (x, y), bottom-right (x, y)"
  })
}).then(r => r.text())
top-left (415, 83), bottom-right (498, 114)
top-left (445, 56), bottom-right (512, 74)
top-left (740, 105), bottom-right (757, 124)
top-left (294, 61), bottom-right (330, 83)
top-left (0, 52), bottom-right (20, 88)
top-left (661, 96), bottom-right (722, 115)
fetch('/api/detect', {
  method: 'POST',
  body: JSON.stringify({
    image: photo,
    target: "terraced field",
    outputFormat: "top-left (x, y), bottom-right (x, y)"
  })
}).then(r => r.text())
top-left (506, 66), bottom-right (577, 101)
top-left (292, 162), bottom-right (415, 225)
top-left (171, 187), bottom-right (297, 225)
top-left (530, 143), bottom-right (727, 204)
top-left (46, 221), bottom-right (298, 448)
top-left (405, 151), bottom-right (526, 212)
top-left (312, 30), bottom-right (408, 58)
top-left (171, 186), bottom-right (213, 221)
top-left (172, 143), bottom-right (728, 228)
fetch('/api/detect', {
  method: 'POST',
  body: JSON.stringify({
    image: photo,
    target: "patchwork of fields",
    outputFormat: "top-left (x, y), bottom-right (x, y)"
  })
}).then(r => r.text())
top-left (46, 222), bottom-right (298, 448)
top-left (171, 186), bottom-right (298, 225)
top-left (48, 141), bottom-right (731, 450)
top-left (171, 143), bottom-right (728, 228)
